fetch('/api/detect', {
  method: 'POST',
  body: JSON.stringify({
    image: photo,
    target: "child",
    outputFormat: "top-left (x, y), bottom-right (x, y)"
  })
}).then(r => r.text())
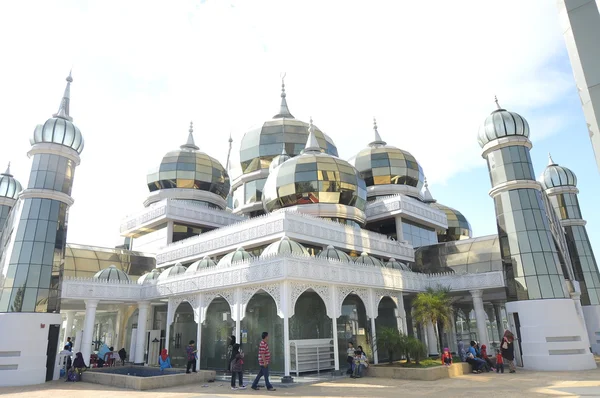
top-left (480, 344), bottom-right (495, 371)
top-left (186, 340), bottom-right (198, 373)
top-left (346, 342), bottom-right (355, 375)
top-left (441, 347), bottom-right (452, 366)
top-left (230, 343), bottom-right (246, 390)
top-left (495, 349), bottom-right (504, 373)
top-left (351, 350), bottom-right (368, 378)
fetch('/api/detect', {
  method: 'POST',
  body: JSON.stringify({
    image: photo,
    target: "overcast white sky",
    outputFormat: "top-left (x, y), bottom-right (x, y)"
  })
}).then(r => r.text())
top-left (0, 0), bottom-right (587, 248)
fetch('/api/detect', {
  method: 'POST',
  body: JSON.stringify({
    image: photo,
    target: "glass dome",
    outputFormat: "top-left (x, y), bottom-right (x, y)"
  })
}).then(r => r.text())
top-left (186, 256), bottom-right (217, 273)
top-left (354, 252), bottom-right (384, 267)
top-left (430, 202), bottom-right (472, 242)
top-left (147, 122), bottom-right (230, 200)
top-left (93, 265), bottom-right (130, 282)
top-left (157, 262), bottom-right (187, 281)
top-left (387, 258), bottom-right (412, 271)
top-left (137, 269), bottom-right (161, 284)
top-left (0, 165), bottom-right (22, 199)
top-left (478, 101), bottom-right (529, 148)
top-left (217, 247), bottom-right (253, 267)
top-left (260, 236), bottom-right (309, 258)
top-left (269, 148), bottom-right (292, 172)
top-left (539, 154), bottom-right (577, 189)
top-left (318, 245), bottom-right (352, 262)
top-left (31, 73), bottom-right (84, 154)
top-left (262, 120), bottom-right (366, 214)
top-left (350, 120), bottom-right (424, 191)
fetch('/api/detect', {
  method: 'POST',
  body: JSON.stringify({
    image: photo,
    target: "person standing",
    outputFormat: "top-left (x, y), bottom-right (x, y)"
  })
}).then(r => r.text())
top-left (501, 330), bottom-right (516, 373)
top-left (65, 337), bottom-right (73, 352)
top-left (230, 343), bottom-right (246, 390)
top-left (251, 332), bottom-right (276, 391)
top-left (186, 340), bottom-right (198, 374)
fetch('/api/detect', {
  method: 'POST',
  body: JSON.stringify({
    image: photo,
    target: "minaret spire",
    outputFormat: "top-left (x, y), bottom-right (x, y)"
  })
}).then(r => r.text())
top-left (369, 117), bottom-right (387, 146)
top-left (494, 95), bottom-right (503, 110)
top-left (548, 152), bottom-right (556, 166)
top-left (273, 73), bottom-right (295, 119)
top-left (53, 70), bottom-right (73, 121)
top-left (225, 131), bottom-right (233, 171)
top-left (421, 177), bottom-right (436, 203)
top-left (2, 162), bottom-right (11, 177)
top-left (181, 121), bottom-right (200, 150)
top-left (302, 117), bottom-right (321, 153)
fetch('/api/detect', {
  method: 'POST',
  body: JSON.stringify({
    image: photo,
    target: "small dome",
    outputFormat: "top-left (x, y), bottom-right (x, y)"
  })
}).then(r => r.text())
top-left (94, 265), bottom-right (130, 282)
top-left (354, 252), bottom-right (384, 267)
top-left (157, 262), bottom-right (187, 281)
top-left (147, 122), bottom-right (230, 200)
top-left (478, 100), bottom-right (529, 148)
top-left (217, 247), bottom-right (253, 267)
top-left (539, 154), bottom-right (577, 189)
top-left (137, 269), bottom-right (161, 284)
top-left (0, 165), bottom-right (22, 200)
top-left (318, 245), bottom-right (352, 262)
top-left (260, 236), bottom-right (309, 258)
top-left (269, 148), bottom-right (292, 172)
top-left (31, 73), bottom-right (84, 154)
top-left (387, 258), bottom-right (412, 271)
top-left (186, 256), bottom-right (217, 273)
top-left (350, 119), bottom-right (424, 193)
top-left (430, 202), bottom-right (472, 242)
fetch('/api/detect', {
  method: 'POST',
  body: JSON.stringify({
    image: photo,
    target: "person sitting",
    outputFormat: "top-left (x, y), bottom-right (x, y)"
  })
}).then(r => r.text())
top-left (351, 350), bottom-right (368, 378)
top-left (97, 343), bottom-right (110, 368)
top-left (465, 352), bottom-right (487, 373)
top-left (441, 347), bottom-right (452, 366)
top-left (159, 349), bottom-right (172, 371)
top-left (457, 341), bottom-right (466, 362)
top-left (468, 341), bottom-right (478, 358)
top-left (480, 344), bottom-right (494, 371)
top-left (67, 352), bottom-right (87, 382)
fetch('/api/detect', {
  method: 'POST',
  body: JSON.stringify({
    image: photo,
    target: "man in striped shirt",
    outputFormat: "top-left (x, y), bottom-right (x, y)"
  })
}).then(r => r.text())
top-left (251, 332), bottom-right (276, 391)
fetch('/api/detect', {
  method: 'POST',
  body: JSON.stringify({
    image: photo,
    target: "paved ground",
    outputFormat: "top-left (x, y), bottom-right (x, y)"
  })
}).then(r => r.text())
top-left (2, 367), bottom-right (600, 397)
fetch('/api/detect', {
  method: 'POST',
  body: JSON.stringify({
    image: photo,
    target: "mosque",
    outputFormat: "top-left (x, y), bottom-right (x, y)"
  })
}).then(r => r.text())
top-left (0, 73), bottom-right (599, 387)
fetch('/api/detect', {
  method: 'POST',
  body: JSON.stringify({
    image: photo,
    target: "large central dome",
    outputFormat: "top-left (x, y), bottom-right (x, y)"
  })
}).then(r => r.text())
top-left (262, 118), bottom-right (367, 225)
top-left (239, 80), bottom-right (338, 174)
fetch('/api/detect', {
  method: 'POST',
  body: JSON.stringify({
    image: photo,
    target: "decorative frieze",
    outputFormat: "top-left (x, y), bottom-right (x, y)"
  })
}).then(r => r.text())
top-left (365, 194), bottom-right (448, 229)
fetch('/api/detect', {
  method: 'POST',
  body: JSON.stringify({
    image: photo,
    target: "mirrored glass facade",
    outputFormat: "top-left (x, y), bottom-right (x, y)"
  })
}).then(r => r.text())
top-left (262, 153), bottom-right (367, 213)
top-left (32, 117), bottom-right (84, 154)
top-left (0, 173), bottom-right (22, 199)
top-left (429, 203), bottom-right (472, 242)
top-left (0, 205), bottom-right (11, 234)
top-left (494, 188), bottom-right (567, 301)
top-left (549, 193), bottom-right (582, 220)
top-left (486, 146), bottom-right (535, 186)
top-left (351, 146), bottom-right (424, 191)
top-left (170, 302), bottom-right (198, 367)
top-left (240, 119), bottom-right (338, 174)
top-left (147, 149), bottom-right (230, 200)
top-left (565, 225), bottom-right (600, 305)
top-left (28, 153), bottom-right (76, 196)
top-left (414, 235), bottom-right (501, 274)
top-left (401, 219), bottom-right (437, 248)
top-left (200, 298), bottom-right (234, 370)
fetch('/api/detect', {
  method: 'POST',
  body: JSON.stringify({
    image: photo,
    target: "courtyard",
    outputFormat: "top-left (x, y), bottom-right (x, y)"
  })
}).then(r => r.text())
top-left (1, 367), bottom-right (600, 398)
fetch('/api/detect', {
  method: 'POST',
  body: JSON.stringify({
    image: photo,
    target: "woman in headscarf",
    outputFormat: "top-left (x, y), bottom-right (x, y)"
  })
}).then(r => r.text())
top-left (501, 330), bottom-right (516, 373)
top-left (159, 349), bottom-right (172, 371)
top-left (457, 341), bottom-right (466, 362)
top-left (97, 343), bottom-right (110, 368)
top-left (67, 352), bottom-right (87, 381)
top-left (227, 335), bottom-right (236, 372)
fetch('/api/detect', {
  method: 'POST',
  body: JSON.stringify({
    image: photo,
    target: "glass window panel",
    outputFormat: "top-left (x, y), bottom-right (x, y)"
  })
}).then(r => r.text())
top-left (525, 276), bottom-right (541, 299)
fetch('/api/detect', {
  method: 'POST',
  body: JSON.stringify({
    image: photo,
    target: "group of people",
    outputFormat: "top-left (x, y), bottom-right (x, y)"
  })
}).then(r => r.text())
top-left (345, 342), bottom-right (369, 378)
top-left (59, 337), bottom-right (129, 382)
top-left (457, 330), bottom-right (517, 374)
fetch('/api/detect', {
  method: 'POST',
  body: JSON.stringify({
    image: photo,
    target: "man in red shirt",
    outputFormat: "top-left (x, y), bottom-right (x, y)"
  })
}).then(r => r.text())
top-left (251, 332), bottom-right (276, 391)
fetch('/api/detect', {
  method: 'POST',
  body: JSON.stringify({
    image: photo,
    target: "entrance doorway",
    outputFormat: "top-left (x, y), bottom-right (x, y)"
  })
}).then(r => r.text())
top-left (508, 312), bottom-right (523, 367)
top-left (45, 324), bottom-right (60, 381)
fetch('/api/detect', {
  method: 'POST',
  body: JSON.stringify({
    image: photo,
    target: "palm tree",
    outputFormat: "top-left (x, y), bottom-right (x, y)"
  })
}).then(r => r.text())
top-left (411, 286), bottom-right (453, 355)
top-left (377, 327), bottom-right (401, 364)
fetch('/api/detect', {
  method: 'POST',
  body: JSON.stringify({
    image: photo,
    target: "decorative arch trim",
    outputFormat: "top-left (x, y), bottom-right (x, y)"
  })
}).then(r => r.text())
top-left (290, 283), bottom-right (333, 318)
top-left (241, 284), bottom-right (282, 318)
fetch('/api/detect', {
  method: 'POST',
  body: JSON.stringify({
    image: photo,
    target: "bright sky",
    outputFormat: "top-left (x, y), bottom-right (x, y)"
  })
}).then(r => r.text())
top-left (1, 0), bottom-right (599, 256)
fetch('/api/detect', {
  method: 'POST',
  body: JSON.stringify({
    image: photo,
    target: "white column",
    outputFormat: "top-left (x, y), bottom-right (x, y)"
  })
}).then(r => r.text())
top-left (394, 215), bottom-right (404, 241)
top-left (426, 321), bottom-right (438, 355)
top-left (134, 301), bottom-right (150, 365)
top-left (448, 310), bottom-right (457, 353)
top-left (81, 300), bottom-right (99, 366)
top-left (235, 288), bottom-right (241, 347)
top-left (370, 316), bottom-right (378, 364)
top-left (282, 282), bottom-right (292, 381)
top-left (165, 300), bottom-right (173, 355)
top-left (331, 286), bottom-right (340, 372)
top-left (114, 307), bottom-right (124, 350)
top-left (63, 310), bottom-right (76, 347)
top-left (493, 302), bottom-right (504, 339)
top-left (470, 290), bottom-right (489, 347)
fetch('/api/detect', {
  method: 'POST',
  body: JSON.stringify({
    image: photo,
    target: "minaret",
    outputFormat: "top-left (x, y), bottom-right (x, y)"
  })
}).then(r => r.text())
top-left (478, 98), bottom-right (595, 370)
top-left (540, 154), bottom-right (600, 353)
top-left (0, 163), bottom-right (22, 234)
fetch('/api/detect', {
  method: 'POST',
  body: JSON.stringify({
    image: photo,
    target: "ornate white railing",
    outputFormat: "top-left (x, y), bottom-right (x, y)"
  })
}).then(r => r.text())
top-left (365, 194), bottom-right (448, 229)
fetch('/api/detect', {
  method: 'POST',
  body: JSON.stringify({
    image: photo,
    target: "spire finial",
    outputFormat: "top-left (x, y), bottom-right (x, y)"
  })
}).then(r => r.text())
top-left (53, 71), bottom-right (73, 121)
top-left (273, 73), bottom-right (295, 119)
top-left (548, 152), bottom-right (556, 166)
top-left (302, 116), bottom-right (321, 153)
top-left (2, 162), bottom-right (11, 176)
top-left (494, 95), bottom-right (501, 110)
top-left (422, 177), bottom-right (436, 203)
top-left (369, 117), bottom-right (387, 146)
top-left (181, 121), bottom-right (199, 150)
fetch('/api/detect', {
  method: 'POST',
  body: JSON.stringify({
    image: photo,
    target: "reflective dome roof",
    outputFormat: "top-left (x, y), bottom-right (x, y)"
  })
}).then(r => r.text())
top-left (239, 80), bottom-right (338, 174)
top-left (31, 72), bottom-right (84, 154)
top-left (147, 122), bottom-right (230, 200)
top-left (354, 252), bottom-right (384, 267)
top-left (157, 262), bottom-right (187, 281)
top-left (262, 119), bottom-right (366, 213)
top-left (478, 98), bottom-right (529, 148)
top-left (260, 236), bottom-right (309, 258)
top-left (93, 265), bottom-right (130, 282)
top-left (269, 148), bottom-right (292, 172)
top-left (186, 256), bottom-right (217, 273)
top-left (387, 258), bottom-right (412, 271)
top-left (0, 164), bottom-right (22, 199)
top-left (318, 245), bottom-right (352, 262)
top-left (217, 247), bottom-right (253, 267)
top-left (539, 154), bottom-right (577, 189)
top-left (350, 119), bottom-right (424, 192)
top-left (137, 269), bottom-right (161, 284)
top-left (430, 202), bottom-right (472, 242)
